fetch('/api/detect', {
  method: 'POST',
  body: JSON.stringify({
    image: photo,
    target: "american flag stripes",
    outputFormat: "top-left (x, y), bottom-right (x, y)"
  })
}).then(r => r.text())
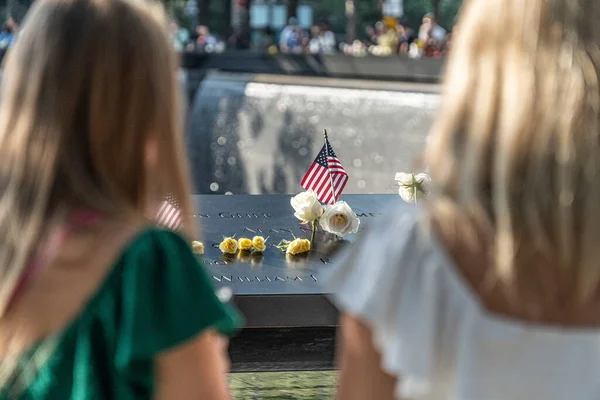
top-left (156, 196), bottom-right (182, 231)
top-left (300, 135), bottom-right (348, 205)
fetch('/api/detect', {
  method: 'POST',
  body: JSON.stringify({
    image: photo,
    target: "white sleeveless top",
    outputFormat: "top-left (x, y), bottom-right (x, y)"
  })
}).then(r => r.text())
top-left (320, 203), bottom-right (600, 400)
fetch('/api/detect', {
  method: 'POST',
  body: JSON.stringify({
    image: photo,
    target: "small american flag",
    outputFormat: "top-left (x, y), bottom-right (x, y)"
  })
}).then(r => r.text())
top-left (156, 194), bottom-right (182, 231)
top-left (301, 132), bottom-right (348, 204)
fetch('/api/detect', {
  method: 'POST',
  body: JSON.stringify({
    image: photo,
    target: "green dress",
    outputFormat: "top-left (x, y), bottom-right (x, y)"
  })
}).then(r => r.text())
top-left (1, 228), bottom-right (243, 399)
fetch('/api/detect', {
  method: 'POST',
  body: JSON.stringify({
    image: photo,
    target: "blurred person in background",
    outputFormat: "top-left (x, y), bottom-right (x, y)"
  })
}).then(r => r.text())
top-left (0, 0), bottom-right (242, 398)
top-left (308, 24), bottom-right (321, 53)
top-left (0, 17), bottom-right (17, 50)
top-left (299, 27), bottom-right (310, 52)
top-left (418, 13), bottom-right (448, 57)
top-left (318, 21), bottom-right (336, 53)
top-left (364, 25), bottom-right (379, 46)
top-left (195, 25), bottom-right (217, 51)
top-left (308, 21), bottom-right (336, 54)
top-left (323, 0), bottom-right (600, 399)
top-left (279, 17), bottom-right (300, 53)
top-left (376, 24), bottom-right (399, 56)
top-left (283, 27), bottom-right (301, 53)
top-left (430, 19), bottom-right (447, 42)
top-left (170, 20), bottom-right (190, 52)
top-left (429, 18), bottom-right (448, 56)
top-left (418, 13), bottom-right (433, 44)
top-left (375, 21), bottom-right (385, 35)
top-left (396, 22), bottom-right (415, 54)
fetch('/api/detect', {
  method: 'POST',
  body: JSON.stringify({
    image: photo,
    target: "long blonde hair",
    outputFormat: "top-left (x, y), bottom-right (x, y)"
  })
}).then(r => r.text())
top-left (0, 0), bottom-right (196, 318)
top-left (425, 0), bottom-right (600, 304)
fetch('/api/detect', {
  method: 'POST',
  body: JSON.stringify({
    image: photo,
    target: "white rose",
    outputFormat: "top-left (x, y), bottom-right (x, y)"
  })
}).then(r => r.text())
top-left (398, 185), bottom-right (416, 203)
top-left (191, 241), bottom-right (205, 255)
top-left (415, 173), bottom-right (431, 186)
top-left (291, 190), bottom-right (324, 223)
top-left (394, 172), bottom-right (412, 184)
top-left (319, 201), bottom-right (360, 237)
top-left (395, 172), bottom-right (430, 203)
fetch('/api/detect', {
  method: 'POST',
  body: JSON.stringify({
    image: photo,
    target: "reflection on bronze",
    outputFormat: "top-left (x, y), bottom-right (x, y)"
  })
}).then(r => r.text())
top-left (237, 250), bottom-right (252, 263)
top-left (251, 252), bottom-right (264, 267)
top-left (220, 253), bottom-right (236, 264)
top-left (285, 252), bottom-right (310, 269)
top-left (312, 233), bottom-right (345, 255)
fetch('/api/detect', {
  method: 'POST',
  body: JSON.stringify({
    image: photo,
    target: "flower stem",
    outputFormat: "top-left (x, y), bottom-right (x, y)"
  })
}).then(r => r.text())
top-left (311, 220), bottom-right (317, 245)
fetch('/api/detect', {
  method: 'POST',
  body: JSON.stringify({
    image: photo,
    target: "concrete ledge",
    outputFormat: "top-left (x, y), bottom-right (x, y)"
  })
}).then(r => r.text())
top-left (181, 51), bottom-right (444, 83)
top-left (221, 72), bottom-right (442, 93)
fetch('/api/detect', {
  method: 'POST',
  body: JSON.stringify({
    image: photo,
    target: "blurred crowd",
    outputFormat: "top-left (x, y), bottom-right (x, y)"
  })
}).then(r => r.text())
top-left (171, 22), bottom-right (227, 53)
top-left (265, 14), bottom-right (451, 58)
top-left (169, 13), bottom-right (450, 58)
top-left (0, 11), bottom-right (449, 59)
top-left (349, 13), bottom-right (450, 58)
top-left (270, 14), bottom-right (449, 58)
top-left (169, 17), bottom-right (337, 56)
top-left (276, 18), bottom-right (337, 54)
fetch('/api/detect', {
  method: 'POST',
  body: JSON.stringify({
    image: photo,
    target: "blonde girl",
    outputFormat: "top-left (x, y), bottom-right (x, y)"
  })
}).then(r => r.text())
top-left (0, 0), bottom-right (241, 398)
top-left (323, 0), bottom-right (600, 399)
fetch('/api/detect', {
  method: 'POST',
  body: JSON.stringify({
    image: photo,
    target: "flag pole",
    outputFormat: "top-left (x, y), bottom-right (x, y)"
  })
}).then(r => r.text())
top-left (323, 129), bottom-right (337, 204)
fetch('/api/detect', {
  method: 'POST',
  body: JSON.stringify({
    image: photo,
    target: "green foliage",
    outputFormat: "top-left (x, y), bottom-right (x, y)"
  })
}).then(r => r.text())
top-left (205, 0), bottom-right (230, 37)
top-left (1, 0), bottom-right (35, 24)
top-left (357, 0), bottom-right (383, 35)
top-left (0, 0), bottom-right (463, 43)
top-left (313, 0), bottom-right (382, 39)
top-left (313, 0), bottom-right (345, 33)
top-left (401, 0), bottom-right (431, 30)
top-left (163, 0), bottom-right (230, 38)
top-left (438, 0), bottom-right (463, 29)
top-left (163, 0), bottom-right (193, 30)
top-left (402, 0), bottom-right (462, 30)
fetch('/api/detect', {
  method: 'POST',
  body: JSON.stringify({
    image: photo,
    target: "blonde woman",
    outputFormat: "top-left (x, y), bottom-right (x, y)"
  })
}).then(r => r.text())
top-left (0, 0), bottom-right (241, 398)
top-left (322, 0), bottom-right (600, 399)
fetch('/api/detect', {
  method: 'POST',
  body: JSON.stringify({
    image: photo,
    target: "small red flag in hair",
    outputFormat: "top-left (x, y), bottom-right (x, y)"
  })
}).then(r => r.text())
top-left (156, 194), bottom-right (182, 231)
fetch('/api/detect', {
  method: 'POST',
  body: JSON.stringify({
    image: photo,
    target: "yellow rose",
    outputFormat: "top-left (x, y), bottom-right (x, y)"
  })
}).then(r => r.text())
top-left (219, 237), bottom-right (238, 254)
top-left (252, 236), bottom-right (266, 252)
top-left (191, 241), bottom-right (205, 255)
top-left (238, 238), bottom-right (253, 251)
top-left (286, 238), bottom-right (311, 255)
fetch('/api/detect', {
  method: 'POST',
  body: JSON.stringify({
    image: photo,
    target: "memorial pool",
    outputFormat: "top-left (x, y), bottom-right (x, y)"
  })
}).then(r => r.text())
top-left (187, 73), bottom-right (440, 196)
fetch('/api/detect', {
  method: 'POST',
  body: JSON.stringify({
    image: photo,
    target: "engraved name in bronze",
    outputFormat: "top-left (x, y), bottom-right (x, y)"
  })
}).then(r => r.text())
top-left (192, 212), bottom-right (379, 219)
top-left (211, 275), bottom-right (318, 283)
